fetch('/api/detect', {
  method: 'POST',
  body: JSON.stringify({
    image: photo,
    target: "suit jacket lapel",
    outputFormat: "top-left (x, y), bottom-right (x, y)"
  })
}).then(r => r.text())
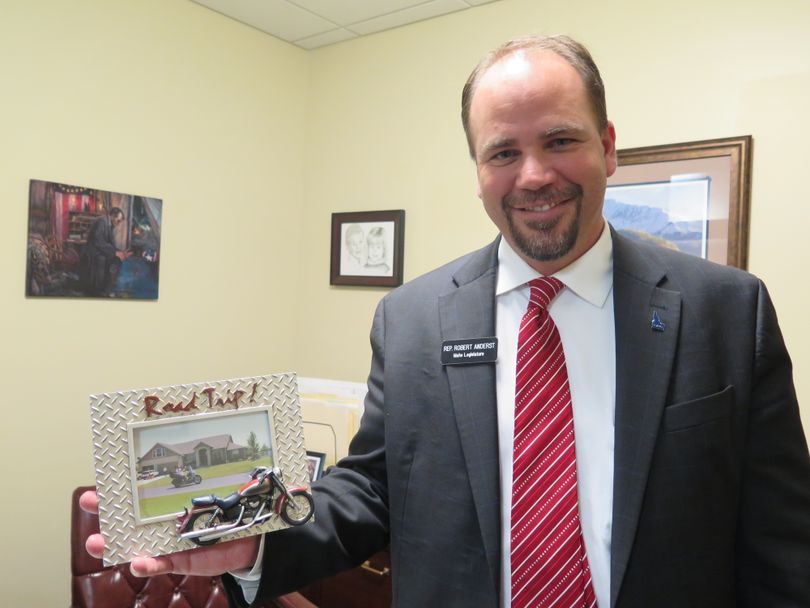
top-left (438, 239), bottom-right (501, 595)
top-left (609, 230), bottom-right (682, 607)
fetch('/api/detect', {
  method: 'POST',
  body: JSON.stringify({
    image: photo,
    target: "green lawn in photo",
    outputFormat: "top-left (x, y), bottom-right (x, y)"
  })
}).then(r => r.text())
top-left (139, 484), bottom-right (237, 520)
top-left (137, 457), bottom-right (273, 520)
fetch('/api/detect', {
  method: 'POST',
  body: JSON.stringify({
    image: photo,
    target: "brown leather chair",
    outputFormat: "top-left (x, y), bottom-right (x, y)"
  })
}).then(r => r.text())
top-left (70, 486), bottom-right (316, 608)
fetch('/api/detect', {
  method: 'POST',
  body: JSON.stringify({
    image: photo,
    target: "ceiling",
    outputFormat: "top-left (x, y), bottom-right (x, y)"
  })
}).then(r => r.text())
top-left (190, 0), bottom-right (502, 50)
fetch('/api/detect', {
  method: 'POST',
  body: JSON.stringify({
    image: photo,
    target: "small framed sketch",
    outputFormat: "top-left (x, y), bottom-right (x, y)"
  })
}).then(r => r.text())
top-left (306, 450), bottom-right (327, 482)
top-left (606, 135), bottom-right (752, 269)
top-left (330, 210), bottom-right (405, 287)
top-left (89, 373), bottom-right (311, 566)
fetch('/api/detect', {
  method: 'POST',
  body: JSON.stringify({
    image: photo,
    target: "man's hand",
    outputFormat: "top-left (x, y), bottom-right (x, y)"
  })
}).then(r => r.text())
top-left (80, 490), bottom-right (260, 577)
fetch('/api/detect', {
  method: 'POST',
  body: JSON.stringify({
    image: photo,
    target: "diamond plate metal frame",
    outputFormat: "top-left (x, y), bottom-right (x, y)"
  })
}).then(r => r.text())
top-left (90, 372), bottom-right (308, 566)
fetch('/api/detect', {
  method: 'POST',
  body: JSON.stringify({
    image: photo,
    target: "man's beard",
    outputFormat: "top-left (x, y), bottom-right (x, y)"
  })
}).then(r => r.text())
top-left (503, 185), bottom-right (583, 262)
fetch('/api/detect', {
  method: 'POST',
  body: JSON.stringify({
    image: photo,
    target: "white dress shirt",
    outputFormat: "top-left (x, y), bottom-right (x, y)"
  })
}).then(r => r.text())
top-left (496, 224), bottom-right (615, 608)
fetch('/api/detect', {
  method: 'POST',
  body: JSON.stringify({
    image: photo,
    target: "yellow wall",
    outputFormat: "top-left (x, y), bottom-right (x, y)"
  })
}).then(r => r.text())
top-left (297, 0), bottom-right (810, 425)
top-left (2, 0), bottom-right (809, 604)
top-left (0, 0), bottom-right (308, 603)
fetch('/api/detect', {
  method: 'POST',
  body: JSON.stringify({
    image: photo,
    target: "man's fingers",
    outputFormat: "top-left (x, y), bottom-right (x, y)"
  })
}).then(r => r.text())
top-left (86, 533), bottom-right (105, 559)
top-left (79, 490), bottom-right (99, 514)
top-left (80, 491), bottom-right (258, 579)
top-left (130, 555), bottom-right (175, 577)
top-left (129, 537), bottom-right (260, 577)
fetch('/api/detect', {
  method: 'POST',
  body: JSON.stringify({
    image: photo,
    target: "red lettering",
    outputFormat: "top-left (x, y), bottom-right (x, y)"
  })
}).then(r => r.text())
top-left (144, 393), bottom-right (199, 417)
top-left (165, 393), bottom-right (199, 413)
top-left (202, 387), bottom-right (215, 408)
top-left (144, 395), bottom-right (162, 418)
top-left (231, 389), bottom-right (246, 409)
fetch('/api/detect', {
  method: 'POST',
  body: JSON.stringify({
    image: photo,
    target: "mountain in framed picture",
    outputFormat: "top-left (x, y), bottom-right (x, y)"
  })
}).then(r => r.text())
top-left (605, 136), bottom-right (752, 269)
top-left (25, 179), bottom-right (162, 299)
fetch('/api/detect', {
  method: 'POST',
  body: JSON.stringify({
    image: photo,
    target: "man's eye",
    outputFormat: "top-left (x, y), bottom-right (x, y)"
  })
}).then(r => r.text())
top-left (491, 149), bottom-right (518, 162)
top-left (550, 138), bottom-right (575, 148)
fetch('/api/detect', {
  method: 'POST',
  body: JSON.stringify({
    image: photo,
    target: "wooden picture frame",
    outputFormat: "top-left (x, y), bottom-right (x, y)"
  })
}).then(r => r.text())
top-left (330, 210), bottom-right (405, 287)
top-left (605, 135), bottom-right (752, 269)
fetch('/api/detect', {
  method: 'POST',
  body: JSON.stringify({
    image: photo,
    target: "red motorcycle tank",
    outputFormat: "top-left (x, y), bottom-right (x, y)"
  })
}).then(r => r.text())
top-left (239, 476), bottom-right (270, 497)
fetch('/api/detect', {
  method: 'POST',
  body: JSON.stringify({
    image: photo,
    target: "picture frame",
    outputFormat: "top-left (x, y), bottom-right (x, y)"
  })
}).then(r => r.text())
top-left (605, 135), bottom-right (752, 269)
top-left (330, 210), bottom-right (405, 287)
top-left (90, 373), bottom-right (310, 566)
top-left (26, 179), bottom-right (162, 299)
top-left (305, 450), bottom-right (327, 482)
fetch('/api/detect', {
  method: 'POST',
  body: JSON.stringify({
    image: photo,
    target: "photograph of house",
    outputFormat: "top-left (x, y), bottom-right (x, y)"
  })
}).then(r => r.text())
top-left (138, 434), bottom-right (249, 474)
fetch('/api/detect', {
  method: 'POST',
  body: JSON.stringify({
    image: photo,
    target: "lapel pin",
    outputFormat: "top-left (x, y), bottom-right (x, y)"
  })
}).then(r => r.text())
top-left (651, 310), bottom-right (666, 332)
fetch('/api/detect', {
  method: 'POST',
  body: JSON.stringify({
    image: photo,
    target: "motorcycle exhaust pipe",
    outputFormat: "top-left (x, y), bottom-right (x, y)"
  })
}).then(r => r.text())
top-left (179, 507), bottom-right (275, 542)
top-left (180, 506), bottom-right (246, 541)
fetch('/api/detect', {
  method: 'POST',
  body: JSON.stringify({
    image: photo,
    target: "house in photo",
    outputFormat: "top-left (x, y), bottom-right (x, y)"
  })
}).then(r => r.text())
top-left (138, 434), bottom-right (249, 474)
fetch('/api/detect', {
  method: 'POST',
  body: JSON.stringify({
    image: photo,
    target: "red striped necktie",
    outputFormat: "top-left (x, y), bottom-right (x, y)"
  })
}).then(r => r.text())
top-left (510, 276), bottom-right (597, 608)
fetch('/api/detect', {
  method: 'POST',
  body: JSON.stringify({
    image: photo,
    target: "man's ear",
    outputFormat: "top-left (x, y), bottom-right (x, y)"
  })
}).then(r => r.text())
top-left (602, 121), bottom-right (618, 177)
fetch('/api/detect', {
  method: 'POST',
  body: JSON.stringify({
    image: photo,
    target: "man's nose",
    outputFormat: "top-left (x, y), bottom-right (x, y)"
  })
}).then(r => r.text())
top-left (516, 153), bottom-right (555, 190)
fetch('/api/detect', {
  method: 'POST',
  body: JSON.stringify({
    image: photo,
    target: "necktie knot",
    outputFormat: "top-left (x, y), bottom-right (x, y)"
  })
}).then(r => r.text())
top-left (527, 276), bottom-right (564, 310)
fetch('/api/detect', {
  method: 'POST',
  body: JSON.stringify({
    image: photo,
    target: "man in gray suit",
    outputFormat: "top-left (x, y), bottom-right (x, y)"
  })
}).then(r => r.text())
top-left (85, 35), bottom-right (810, 607)
top-left (79, 206), bottom-right (129, 296)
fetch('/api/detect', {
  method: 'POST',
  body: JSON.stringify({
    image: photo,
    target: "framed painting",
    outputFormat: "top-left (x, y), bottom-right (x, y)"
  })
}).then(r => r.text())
top-left (26, 179), bottom-right (162, 298)
top-left (330, 210), bottom-right (405, 287)
top-left (605, 135), bottom-right (752, 268)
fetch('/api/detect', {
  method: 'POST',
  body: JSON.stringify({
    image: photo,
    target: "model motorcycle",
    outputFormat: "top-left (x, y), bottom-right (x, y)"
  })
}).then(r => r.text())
top-left (177, 466), bottom-right (314, 546)
top-left (170, 467), bottom-right (202, 488)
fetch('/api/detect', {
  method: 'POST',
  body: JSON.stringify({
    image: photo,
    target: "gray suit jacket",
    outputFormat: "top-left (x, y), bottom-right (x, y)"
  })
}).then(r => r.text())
top-left (238, 230), bottom-right (810, 607)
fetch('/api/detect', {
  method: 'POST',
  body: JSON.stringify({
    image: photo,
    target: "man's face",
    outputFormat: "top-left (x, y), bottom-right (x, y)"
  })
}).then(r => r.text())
top-left (468, 49), bottom-right (617, 274)
top-left (111, 214), bottom-right (123, 228)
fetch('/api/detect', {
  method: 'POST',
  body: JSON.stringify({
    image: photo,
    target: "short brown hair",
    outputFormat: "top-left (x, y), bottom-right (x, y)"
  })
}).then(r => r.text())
top-left (461, 35), bottom-right (608, 158)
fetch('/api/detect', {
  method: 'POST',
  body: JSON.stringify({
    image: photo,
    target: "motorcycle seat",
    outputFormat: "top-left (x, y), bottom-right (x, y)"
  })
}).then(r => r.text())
top-left (216, 492), bottom-right (242, 510)
top-left (191, 495), bottom-right (216, 507)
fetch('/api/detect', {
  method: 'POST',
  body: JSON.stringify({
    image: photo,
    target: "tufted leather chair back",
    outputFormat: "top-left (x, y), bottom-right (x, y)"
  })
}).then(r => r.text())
top-left (71, 485), bottom-right (230, 608)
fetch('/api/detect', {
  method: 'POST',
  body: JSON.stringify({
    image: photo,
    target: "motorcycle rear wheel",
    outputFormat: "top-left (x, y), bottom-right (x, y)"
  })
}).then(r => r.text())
top-left (280, 490), bottom-right (314, 526)
top-left (188, 511), bottom-right (223, 546)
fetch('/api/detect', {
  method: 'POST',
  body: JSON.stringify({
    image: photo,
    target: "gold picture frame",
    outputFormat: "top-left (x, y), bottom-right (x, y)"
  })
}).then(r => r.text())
top-left (606, 135), bottom-right (752, 268)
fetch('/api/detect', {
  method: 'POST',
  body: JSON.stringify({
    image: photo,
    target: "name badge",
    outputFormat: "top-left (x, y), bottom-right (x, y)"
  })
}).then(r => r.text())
top-left (441, 337), bottom-right (498, 365)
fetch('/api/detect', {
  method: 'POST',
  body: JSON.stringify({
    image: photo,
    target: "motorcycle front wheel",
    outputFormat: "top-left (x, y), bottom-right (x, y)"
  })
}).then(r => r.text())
top-left (187, 511), bottom-right (223, 546)
top-left (280, 490), bottom-right (314, 526)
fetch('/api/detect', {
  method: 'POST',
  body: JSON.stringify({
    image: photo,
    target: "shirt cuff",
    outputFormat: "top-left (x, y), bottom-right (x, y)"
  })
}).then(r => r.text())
top-left (228, 534), bottom-right (264, 602)
top-left (229, 534), bottom-right (265, 581)
top-left (229, 535), bottom-right (265, 604)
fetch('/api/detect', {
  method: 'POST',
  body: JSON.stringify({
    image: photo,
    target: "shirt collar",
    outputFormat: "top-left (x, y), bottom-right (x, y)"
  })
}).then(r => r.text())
top-left (495, 221), bottom-right (613, 308)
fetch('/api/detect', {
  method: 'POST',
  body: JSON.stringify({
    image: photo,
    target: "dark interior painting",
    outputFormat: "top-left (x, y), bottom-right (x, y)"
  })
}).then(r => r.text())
top-left (25, 179), bottom-right (162, 299)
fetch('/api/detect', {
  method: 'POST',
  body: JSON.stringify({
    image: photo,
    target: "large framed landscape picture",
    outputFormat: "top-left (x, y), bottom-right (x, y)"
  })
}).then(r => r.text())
top-left (605, 136), bottom-right (752, 269)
